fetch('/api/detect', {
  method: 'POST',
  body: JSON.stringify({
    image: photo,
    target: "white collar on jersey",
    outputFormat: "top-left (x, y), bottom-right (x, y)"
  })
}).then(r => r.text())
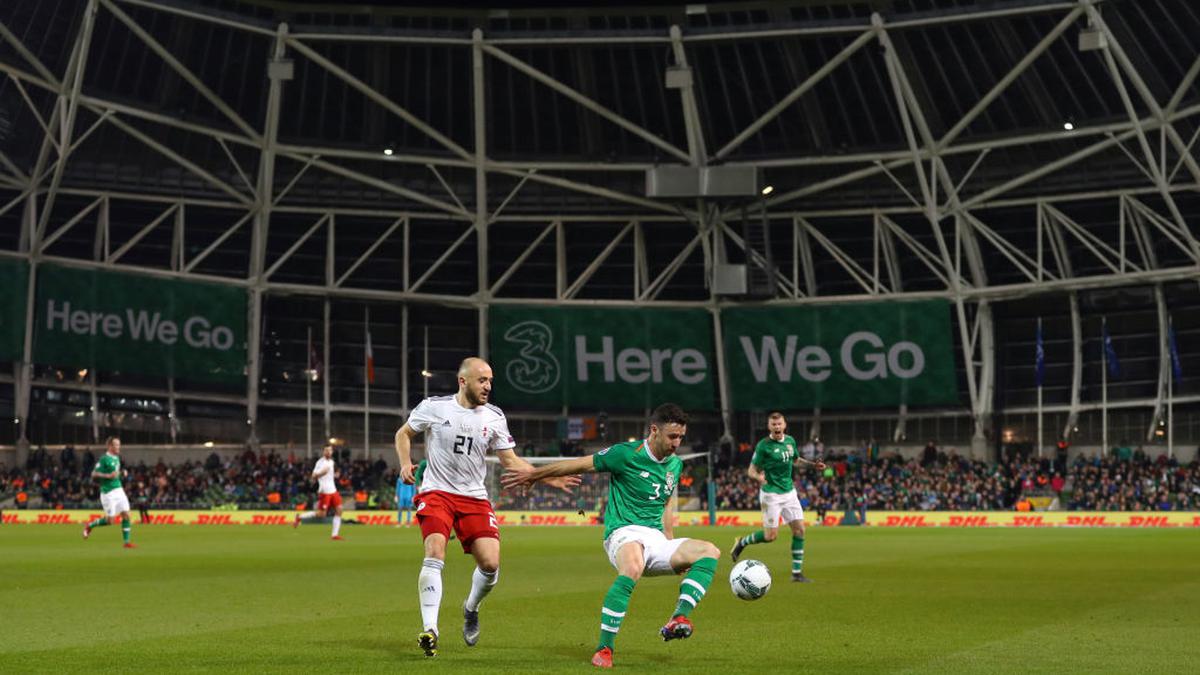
top-left (643, 439), bottom-right (668, 464)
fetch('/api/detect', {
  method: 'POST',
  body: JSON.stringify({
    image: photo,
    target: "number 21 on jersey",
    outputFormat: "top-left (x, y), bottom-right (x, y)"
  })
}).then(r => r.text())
top-left (454, 435), bottom-right (476, 455)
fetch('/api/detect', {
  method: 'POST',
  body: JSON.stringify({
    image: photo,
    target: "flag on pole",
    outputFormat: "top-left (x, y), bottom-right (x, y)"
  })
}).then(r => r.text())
top-left (1168, 320), bottom-right (1183, 382)
top-left (1035, 318), bottom-right (1045, 387)
top-left (1102, 321), bottom-right (1122, 379)
top-left (365, 329), bottom-right (376, 384)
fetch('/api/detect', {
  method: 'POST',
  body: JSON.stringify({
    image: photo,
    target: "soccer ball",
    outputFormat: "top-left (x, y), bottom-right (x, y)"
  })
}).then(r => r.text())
top-left (729, 559), bottom-right (771, 600)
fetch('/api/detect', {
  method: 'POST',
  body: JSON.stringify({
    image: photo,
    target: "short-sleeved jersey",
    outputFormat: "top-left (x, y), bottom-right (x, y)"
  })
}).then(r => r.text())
top-left (313, 457), bottom-right (336, 494)
top-left (752, 435), bottom-right (798, 494)
top-left (593, 440), bottom-right (683, 540)
top-left (94, 453), bottom-right (122, 494)
top-left (407, 396), bottom-right (515, 500)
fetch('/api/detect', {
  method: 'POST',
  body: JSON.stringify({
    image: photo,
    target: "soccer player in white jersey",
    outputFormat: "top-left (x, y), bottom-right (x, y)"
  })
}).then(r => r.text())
top-left (292, 444), bottom-right (344, 540)
top-left (394, 357), bottom-right (579, 658)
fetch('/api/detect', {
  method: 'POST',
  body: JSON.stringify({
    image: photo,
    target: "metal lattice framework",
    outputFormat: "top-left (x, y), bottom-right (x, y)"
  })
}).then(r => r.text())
top-left (1, 0), bottom-right (1199, 457)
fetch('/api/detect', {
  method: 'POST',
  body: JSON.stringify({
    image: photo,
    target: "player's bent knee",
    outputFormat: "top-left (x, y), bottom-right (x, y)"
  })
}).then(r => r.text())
top-left (763, 530), bottom-right (778, 542)
top-left (700, 541), bottom-right (721, 559)
top-left (423, 534), bottom-right (449, 558)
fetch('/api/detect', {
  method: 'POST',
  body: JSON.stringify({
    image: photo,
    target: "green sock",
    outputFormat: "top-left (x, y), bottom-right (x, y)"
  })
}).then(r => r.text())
top-left (792, 536), bottom-right (804, 575)
top-left (87, 517), bottom-right (110, 528)
top-left (673, 557), bottom-right (717, 618)
top-left (121, 517), bottom-right (131, 544)
top-left (597, 575), bottom-right (636, 651)
top-left (738, 530), bottom-right (767, 548)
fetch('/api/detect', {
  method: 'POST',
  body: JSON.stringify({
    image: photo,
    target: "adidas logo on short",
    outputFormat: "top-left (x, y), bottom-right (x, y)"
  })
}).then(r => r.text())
top-left (442, 420), bottom-right (452, 426)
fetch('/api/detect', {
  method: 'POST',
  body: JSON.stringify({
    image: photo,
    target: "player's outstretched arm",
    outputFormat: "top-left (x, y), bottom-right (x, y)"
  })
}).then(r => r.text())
top-left (394, 424), bottom-right (420, 483)
top-left (500, 454), bottom-right (593, 493)
top-left (795, 456), bottom-right (827, 470)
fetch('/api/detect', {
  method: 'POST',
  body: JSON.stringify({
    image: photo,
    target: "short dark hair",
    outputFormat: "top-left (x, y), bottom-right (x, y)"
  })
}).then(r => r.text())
top-left (767, 411), bottom-right (785, 420)
top-left (651, 403), bottom-right (689, 428)
top-left (105, 436), bottom-right (120, 446)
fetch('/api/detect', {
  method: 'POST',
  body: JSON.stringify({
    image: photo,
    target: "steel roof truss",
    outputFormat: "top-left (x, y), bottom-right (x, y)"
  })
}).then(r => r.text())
top-left (1124, 196), bottom-right (1200, 266)
top-left (563, 221), bottom-right (635, 300)
top-left (409, 223), bottom-right (474, 293)
top-left (489, 220), bottom-right (556, 296)
top-left (174, 210), bottom-right (250, 273)
top-left (107, 202), bottom-right (180, 264)
top-left (877, 214), bottom-right (957, 290)
top-left (263, 213), bottom-right (329, 280)
top-left (335, 216), bottom-right (406, 288)
top-left (1043, 202), bottom-right (1138, 275)
top-left (798, 217), bottom-right (883, 295)
top-left (39, 196), bottom-right (103, 253)
top-left (481, 42), bottom-right (691, 164)
top-left (98, 0), bottom-right (261, 143)
top-left (713, 29), bottom-right (875, 161)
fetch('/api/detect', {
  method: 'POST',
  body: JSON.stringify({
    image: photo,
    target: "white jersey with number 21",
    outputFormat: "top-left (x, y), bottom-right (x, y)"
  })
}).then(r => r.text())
top-left (407, 395), bottom-right (516, 500)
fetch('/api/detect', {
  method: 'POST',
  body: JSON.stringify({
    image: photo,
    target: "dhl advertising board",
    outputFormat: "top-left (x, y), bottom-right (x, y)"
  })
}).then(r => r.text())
top-left (6, 510), bottom-right (1200, 528)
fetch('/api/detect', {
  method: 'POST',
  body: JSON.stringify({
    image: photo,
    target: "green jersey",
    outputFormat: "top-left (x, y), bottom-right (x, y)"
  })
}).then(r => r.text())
top-left (593, 440), bottom-right (683, 540)
top-left (95, 453), bottom-right (122, 494)
top-left (414, 459), bottom-right (428, 487)
top-left (752, 435), bottom-right (798, 494)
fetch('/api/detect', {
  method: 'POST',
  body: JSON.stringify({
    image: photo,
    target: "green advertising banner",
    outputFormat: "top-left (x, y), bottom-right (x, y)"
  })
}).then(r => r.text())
top-left (489, 305), bottom-right (715, 411)
top-left (33, 264), bottom-right (246, 383)
top-left (723, 300), bottom-right (958, 409)
top-left (0, 257), bottom-right (29, 362)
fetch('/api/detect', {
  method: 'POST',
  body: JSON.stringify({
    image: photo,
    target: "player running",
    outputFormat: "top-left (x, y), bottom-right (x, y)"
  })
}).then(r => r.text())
top-left (82, 436), bottom-right (135, 549)
top-left (730, 411), bottom-right (826, 582)
top-left (293, 444), bottom-right (345, 540)
top-left (395, 357), bottom-right (579, 657)
top-left (501, 403), bottom-right (721, 669)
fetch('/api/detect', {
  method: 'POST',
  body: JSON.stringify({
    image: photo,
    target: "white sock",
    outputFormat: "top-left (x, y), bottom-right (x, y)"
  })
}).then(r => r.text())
top-left (419, 558), bottom-right (445, 633)
top-left (299, 511), bottom-right (315, 519)
top-left (464, 566), bottom-right (499, 612)
top-left (331, 516), bottom-right (342, 536)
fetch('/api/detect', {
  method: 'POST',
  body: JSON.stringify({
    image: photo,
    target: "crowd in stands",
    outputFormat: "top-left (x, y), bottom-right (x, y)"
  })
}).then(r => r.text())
top-left (710, 441), bottom-right (1200, 513)
top-left (0, 446), bottom-right (395, 510)
top-left (2, 441), bottom-right (1197, 513)
top-left (1065, 449), bottom-right (1199, 511)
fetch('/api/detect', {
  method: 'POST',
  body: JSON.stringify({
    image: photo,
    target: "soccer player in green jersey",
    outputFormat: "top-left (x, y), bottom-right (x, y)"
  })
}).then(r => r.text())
top-left (730, 412), bottom-right (825, 582)
top-left (82, 436), bottom-right (135, 549)
top-left (501, 403), bottom-right (720, 669)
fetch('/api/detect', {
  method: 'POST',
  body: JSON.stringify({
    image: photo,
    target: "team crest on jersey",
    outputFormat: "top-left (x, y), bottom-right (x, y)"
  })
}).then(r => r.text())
top-left (665, 471), bottom-right (676, 491)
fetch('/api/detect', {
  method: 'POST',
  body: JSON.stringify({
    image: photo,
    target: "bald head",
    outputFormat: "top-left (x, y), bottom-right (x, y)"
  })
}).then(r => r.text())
top-left (458, 357), bottom-right (489, 378)
top-left (457, 357), bottom-right (494, 408)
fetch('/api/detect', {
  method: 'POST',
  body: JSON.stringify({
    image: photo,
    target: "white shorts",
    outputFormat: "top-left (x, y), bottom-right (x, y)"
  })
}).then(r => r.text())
top-left (603, 525), bottom-right (689, 577)
top-left (100, 488), bottom-right (131, 518)
top-left (760, 489), bottom-right (804, 528)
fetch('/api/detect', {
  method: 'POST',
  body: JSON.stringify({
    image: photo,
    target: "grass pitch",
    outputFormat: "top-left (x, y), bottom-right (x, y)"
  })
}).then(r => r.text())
top-left (3, 523), bottom-right (1199, 673)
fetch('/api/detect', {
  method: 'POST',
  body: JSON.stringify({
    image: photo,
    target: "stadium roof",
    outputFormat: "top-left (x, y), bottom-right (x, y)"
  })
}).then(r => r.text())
top-left (1, 0), bottom-right (1199, 446)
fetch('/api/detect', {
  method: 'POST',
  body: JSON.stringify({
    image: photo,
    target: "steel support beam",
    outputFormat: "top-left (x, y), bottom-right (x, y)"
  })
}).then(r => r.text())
top-left (246, 23), bottom-right (290, 449)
